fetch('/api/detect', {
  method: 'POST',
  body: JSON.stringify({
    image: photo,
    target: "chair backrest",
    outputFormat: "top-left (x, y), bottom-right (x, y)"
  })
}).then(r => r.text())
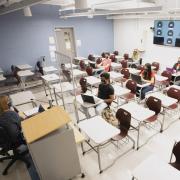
top-left (120, 60), bottom-right (128, 68)
top-left (121, 68), bottom-right (130, 79)
top-left (152, 62), bottom-right (160, 71)
top-left (123, 53), bottom-right (129, 60)
top-left (0, 126), bottom-right (12, 153)
top-left (173, 141), bottom-right (180, 163)
top-left (113, 50), bottom-right (119, 56)
top-left (88, 54), bottom-right (95, 61)
top-left (116, 108), bottom-right (131, 137)
top-left (79, 60), bottom-right (86, 71)
top-left (167, 88), bottom-right (180, 102)
top-left (110, 54), bottom-right (116, 62)
top-left (86, 66), bottom-right (93, 76)
top-left (79, 77), bottom-right (87, 93)
top-left (96, 58), bottom-right (102, 64)
top-left (137, 65), bottom-right (144, 72)
top-left (126, 80), bottom-right (137, 93)
top-left (146, 96), bottom-right (162, 115)
top-left (62, 70), bottom-right (71, 82)
top-left (161, 70), bottom-right (172, 81)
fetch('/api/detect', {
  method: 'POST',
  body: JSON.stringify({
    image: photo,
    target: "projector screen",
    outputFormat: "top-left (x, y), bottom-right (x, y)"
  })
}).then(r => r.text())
top-left (154, 20), bottom-right (180, 47)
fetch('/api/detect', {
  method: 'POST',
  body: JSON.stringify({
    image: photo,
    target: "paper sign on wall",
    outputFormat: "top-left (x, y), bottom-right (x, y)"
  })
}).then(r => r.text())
top-left (49, 36), bottom-right (55, 44)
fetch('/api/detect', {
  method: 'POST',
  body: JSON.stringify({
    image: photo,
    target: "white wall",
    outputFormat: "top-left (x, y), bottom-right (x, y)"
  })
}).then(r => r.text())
top-left (114, 18), bottom-right (180, 71)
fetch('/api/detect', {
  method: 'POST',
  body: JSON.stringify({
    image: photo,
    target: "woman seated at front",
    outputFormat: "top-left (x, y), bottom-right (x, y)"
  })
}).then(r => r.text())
top-left (139, 63), bottom-right (155, 100)
top-left (173, 58), bottom-right (180, 72)
top-left (97, 53), bottom-right (111, 72)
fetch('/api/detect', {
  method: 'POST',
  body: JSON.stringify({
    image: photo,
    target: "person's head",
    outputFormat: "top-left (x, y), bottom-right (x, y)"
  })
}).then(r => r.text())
top-left (105, 53), bottom-right (109, 59)
top-left (0, 96), bottom-right (10, 113)
top-left (100, 72), bottom-right (110, 84)
top-left (79, 77), bottom-right (87, 93)
top-left (144, 63), bottom-right (152, 73)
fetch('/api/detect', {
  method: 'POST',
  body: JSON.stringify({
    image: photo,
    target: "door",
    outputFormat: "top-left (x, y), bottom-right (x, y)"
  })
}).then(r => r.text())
top-left (55, 27), bottom-right (77, 59)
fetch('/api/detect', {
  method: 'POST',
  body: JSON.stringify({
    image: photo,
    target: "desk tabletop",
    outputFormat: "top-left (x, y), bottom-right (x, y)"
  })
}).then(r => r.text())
top-left (113, 84), bottom-right (131, 97)
top-left (10, 91), bottom-right (36, 106)
top-left (43, 66), bottom-right (58, 73)
top-left (65, 63), bottom-right (78, 69)
top-left (85, 76), bottom-right (101, 85)
top-left (0, 67), bottom-right (3, 74)
top-left (137, 82), bottom-right (151, 88)
top-left (121, 102), bottom-right (155, 122)
top-left (165, 85), bottom-right (180, 91)
top-left (78, 116), bottom-right (119, 144)
top-left (17, 70), bottom-right (34, 77)
top-left (72, 69), bottom-right (86, 77)
top-left (16, 64), bottom-right (32, 70)
top-left (74, 57), bottom-right (87, 61)
top-left (41, 73), bottom-right (60, 82)
top-left (172, 71), bottom-right (180, 77)
top-left (109, 71), bottom-right (123, 79)
top-left (155, 74), bottom-right (168, 82)
top-left (127, 68), bottom-right (141, 74)
top-left (133, 154), bottom-right (180, 180)
top-left (76, 94), bottom-right (103, 108)
top-left (111, 62), bottom-right (122, 68)
top-left (21, 106), bottom-right (71, 144)
top-left (146, 92), bottom-right (178, 107)
top-left (0, 75), bottom-right (6, 81)
top-left (52, 82), bottom-right (74, 92)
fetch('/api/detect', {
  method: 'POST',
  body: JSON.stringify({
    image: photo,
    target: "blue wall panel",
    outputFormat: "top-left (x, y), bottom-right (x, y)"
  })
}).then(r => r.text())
top-left (0, 5), bottom-right (114, 73)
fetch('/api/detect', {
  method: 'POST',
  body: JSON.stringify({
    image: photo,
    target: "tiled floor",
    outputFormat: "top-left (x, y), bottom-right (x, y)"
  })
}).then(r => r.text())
top-left (0, 85), bottom-right (179, 180)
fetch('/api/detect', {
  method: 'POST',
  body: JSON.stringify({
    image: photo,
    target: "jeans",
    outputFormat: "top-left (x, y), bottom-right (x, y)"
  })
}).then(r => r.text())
top-left (140, 85), bottom-right (154, 100)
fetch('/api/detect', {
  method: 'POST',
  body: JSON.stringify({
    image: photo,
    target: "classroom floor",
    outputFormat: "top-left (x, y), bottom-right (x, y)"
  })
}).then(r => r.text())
top-left (0, 85), bottom-right (179, 180)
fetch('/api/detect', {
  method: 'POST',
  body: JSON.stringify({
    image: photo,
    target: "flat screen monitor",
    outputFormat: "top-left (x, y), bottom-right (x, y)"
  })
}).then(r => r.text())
top-left (175, 38), bottom-right (180, 47)
top-left (153, 36), bottom-right (164, 45)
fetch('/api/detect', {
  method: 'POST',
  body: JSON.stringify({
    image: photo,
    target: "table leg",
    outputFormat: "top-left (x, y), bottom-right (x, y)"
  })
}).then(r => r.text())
top-left (160, 108), bottom-right (166, 133)
top-left (97, 146), bottom-right (103, 174)
top-left (53, 88), bottom-right (58, 105)
top-left (137, 122), bottom-right (141, 150)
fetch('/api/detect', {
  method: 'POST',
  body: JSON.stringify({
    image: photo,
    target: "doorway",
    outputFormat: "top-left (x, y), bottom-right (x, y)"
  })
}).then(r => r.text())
top-left (55, 27), bottom-right (77, 59)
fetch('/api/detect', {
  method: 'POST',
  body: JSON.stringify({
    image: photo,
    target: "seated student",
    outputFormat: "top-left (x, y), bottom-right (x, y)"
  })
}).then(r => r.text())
top-left (0, 96), bottom-right (23, 144)
top-left (132, 49), bottom-right (140, 61)
top-left (173, 58), bottom-right (180, 72)
top-left (97, 53), bottom-right (112, 72)
top-left (96, 72), bottom-right (115, 114)
top-left (139, 63), bottom-right (155, 100)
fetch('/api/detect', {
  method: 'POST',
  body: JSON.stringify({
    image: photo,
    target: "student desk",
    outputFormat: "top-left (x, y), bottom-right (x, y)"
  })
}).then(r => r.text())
top-left (16, 64), bottom-right (32, 70)
top-left (76, 94), bottom-right (103, 119)
top-left (172, 71), bottom-right (180, 85)
top-left (85, 76), bottom-right (101, 92)
top-left (132, 154), bottom-right (180, 180)
top-left (121, 102), bottom-right (155, 149)
top-left (0, 67), bottom-right (3, 75)
top-left (78, 115), bottom-right (119, 173)
top-left (112, 84), bottom-right (131, 106)
top-left (127, 68), bottom-right (141, 75)
top-left (41, 73), bottom-right (60, 100)
top-left (21, 106), bottom-right (83, 180)
top-left (64, 63), bottom-right (78, 69)
top-left (10, 91), bottom-right (36, 107)
top-left (109, 71), bottom-right (123, 83)
top-left (146, 92), bottom-right (178, 131)
top-left (111, 62), bottom-right (122, 71)
top-left (0, 74), bottom-right (6, 82)
top-left (17, 70), bottom-right (34, 90)
top-left (72, 69), bottom-right (86, 77)
top-left (43, 66), bottom-right (58, 74)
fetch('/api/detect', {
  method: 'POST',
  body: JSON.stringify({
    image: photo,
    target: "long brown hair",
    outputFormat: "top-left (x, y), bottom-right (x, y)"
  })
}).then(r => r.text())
top-left (143, 63), bottom-right (152, 80)
top-left (0, 96), bottom-right (9, 113)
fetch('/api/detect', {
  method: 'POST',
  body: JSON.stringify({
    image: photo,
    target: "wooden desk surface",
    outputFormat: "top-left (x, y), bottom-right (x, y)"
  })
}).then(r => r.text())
top-left (21, 106), bottom-right (71, 144)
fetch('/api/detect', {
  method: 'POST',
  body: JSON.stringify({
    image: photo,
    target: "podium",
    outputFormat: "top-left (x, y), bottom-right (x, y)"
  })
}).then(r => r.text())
top-left (21, 106), bottom-right (83, 180)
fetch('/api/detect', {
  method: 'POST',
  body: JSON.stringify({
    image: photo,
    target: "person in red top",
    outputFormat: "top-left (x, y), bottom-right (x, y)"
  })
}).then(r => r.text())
top-left (139, 63), bottom-right (155, 99)
top-left (97, 53), bottom-right (111, 72)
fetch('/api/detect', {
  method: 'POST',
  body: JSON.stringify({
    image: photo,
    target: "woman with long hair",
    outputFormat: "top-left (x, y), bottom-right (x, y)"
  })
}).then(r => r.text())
top-left (140, 63), bottom-right (155, 100)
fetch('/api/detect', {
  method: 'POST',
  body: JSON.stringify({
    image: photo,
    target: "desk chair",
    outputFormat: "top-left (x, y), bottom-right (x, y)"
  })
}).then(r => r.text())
top-left (11, 65), bottom-right (20, 85)
top-left (170, 141), bottom-right (180, 171)
top-left (121, 68), bottom-right (130, 83)
top-left (0, 126), bottom-right (30, 175)
top-left (120, 60), bottom-right (128, 69)
top-left (144, 96), bottom-right (162, 131)
top-left (110, 54), bottom-right (116, 62)
top-left (86, 66), bottom-right (93, 76)
top-left (123, 54), bottom-right (129, 61)
top-left (79, 60), bottom-right (86, 71)
top-left (121, 80), bottom-right (137, 103)
top-left (88, 54), bottom-right (95, 61)
top-left (161, 70), bottom-right (172, 88)
top-left (96, 58), bottom-right (102, 65)
top-left (112, 108), bottom-right (135, 149)
top-left (152, 62), bottom-right (160, 72)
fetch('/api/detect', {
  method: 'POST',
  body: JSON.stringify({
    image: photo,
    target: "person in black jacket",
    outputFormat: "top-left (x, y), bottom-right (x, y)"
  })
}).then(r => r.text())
top-left (0, 96), bottom-right (23, 144)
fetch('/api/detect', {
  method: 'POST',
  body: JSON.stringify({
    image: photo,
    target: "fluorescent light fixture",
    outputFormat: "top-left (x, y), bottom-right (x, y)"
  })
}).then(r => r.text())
top-left (23, 6), bottom-right (32, 17)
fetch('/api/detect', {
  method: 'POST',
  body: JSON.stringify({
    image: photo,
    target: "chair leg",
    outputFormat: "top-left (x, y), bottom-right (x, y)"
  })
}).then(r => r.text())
top-left (2, 158), bottom-right (17, 175)
top-left (19, 156), bottom-right (31, 168)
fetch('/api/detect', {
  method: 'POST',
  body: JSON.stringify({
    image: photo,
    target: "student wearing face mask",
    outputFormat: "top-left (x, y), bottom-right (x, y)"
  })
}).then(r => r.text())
top-left (139, 63), bottom-right (155, 100)
top-left (96, 72), bottom-right (115, 114)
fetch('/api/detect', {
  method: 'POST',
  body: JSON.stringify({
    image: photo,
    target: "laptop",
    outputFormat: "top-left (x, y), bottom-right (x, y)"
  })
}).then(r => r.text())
top-left (131, 74), bottom-right (147, 85)
top-left (81, 94), bottom-right (99, 104)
